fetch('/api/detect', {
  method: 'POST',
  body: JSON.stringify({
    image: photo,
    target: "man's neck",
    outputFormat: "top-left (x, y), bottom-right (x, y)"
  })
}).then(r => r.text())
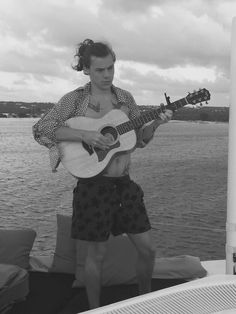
top-left (90, 84), bottom-right (112, 96)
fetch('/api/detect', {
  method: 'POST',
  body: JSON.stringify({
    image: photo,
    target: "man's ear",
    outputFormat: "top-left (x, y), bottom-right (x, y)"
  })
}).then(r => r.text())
top-left (83, 67), bottom-right (90, 75)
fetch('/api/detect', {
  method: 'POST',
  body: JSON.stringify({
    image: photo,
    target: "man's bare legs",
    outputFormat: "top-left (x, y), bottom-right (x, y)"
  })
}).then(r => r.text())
top-left (83, 241), bottom-right (108, 309)
top-left (128, 230), bottom-right (156, 294)
top-left (79, 230), bottom-right (155, 309)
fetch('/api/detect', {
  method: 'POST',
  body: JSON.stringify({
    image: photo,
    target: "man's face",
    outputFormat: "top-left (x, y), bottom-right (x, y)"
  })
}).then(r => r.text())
top-left (86, 54), bottom-right (115, 91)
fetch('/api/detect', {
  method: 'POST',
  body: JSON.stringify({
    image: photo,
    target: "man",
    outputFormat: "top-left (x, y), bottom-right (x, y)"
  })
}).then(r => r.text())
top-left (33, 38), bottom-right (173, 309)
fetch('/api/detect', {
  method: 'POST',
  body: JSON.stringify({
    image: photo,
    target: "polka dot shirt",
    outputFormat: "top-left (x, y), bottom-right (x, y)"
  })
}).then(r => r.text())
top-left (32, 82), bottom-right (148, 172)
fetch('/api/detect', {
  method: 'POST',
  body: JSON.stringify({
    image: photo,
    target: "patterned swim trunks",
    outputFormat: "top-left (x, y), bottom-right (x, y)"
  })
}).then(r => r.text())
top-left (71, 175), bottom-right (151, 241)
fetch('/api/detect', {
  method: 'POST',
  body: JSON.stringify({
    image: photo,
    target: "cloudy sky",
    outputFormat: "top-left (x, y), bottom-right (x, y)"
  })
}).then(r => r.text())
top-left (0, 0), bottom-right (235, 107)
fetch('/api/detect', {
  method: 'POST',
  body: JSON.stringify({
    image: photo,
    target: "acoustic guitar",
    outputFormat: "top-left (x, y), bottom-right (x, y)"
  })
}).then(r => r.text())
top-left (58, 88), bottom-right (210, 178)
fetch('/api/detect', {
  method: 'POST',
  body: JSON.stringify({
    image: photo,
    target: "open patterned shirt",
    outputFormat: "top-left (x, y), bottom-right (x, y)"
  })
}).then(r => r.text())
top-left (32, 82), bottom-right (149, 172)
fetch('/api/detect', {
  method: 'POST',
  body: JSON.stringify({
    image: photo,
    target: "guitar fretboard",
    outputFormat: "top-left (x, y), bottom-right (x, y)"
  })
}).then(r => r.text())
top-left (117, 97), bottom-right (187, 135)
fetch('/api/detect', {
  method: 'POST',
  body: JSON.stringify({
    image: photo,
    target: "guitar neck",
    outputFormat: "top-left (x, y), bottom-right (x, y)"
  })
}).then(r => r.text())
top-left (117, 97), bottom-right (188, 135)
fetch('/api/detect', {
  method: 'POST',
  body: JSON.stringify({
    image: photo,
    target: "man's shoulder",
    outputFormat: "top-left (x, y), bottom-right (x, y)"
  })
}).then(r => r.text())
top-left (113, 85), bottom-right (134, 103)
top-left (59, 87), bottom-right (85, 104)
top-left (113, 85), bottom-right (133, 97)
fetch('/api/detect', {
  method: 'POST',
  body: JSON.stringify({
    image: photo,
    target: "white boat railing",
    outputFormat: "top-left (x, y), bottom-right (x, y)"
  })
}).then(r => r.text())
top-left (226, 16), bottom-right (236, 274)
top-left (82, 275), bottom-right (236, 314)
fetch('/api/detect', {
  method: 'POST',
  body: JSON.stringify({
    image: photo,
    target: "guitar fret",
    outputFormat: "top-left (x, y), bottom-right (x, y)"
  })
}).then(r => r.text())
top-left (132, 118), bottom-right (141, 128)
top-left (118, 124), bottom-right (124, 134)
top-left (143, 114), bottom-right (149, 124)
top-left (125, 122), bottom-right (131, 132)
top-left (117, 111), bottom-right (157, 135)
top-left (153, 109), bottom-right (160, 119)
top-left (141, 113), bottom-right (147, 123)
top-left (147, 111), bottom-right (155, 121)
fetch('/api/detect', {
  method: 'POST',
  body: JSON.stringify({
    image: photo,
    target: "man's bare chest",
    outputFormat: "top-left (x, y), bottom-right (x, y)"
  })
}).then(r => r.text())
top-left (85, 95), bottom-right (128, 118)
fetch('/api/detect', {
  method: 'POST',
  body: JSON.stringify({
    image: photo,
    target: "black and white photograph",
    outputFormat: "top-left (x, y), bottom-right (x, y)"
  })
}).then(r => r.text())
top-left (0, 0), bottom-right (235, 313)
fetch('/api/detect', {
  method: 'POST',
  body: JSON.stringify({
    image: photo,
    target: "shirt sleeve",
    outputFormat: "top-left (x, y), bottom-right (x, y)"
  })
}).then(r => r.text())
top-left (32, 92), bottom-right (77, 171)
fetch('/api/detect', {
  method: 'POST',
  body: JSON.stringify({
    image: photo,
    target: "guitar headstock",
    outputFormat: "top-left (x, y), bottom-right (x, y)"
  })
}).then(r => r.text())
top-left (186, 88), bottom-right (211, 106)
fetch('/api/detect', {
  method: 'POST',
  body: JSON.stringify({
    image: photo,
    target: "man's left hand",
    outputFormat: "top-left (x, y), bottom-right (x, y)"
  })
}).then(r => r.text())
top-left (158, 109), bottom-right (173, 124)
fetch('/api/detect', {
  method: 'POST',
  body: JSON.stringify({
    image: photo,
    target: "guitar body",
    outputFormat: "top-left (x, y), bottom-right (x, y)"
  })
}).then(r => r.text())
top-left (58, 109), bottom-right (137, 178)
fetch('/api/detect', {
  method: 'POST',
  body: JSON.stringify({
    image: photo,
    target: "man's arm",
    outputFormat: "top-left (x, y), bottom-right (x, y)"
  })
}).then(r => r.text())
top-left (55, 126), bottom-right (111, 150)
top-left (139, 110), bottom-right (173, 145)
top-left (123, 90), bottom-right (172, 147)
top-left (33, 92), bottom-right (77, 147)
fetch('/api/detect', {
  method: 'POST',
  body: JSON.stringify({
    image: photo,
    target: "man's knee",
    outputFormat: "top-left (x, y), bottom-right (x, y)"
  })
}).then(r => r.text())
top-left (138, 243), bottom-right (156, 261)
top-left (128, 231), bottom-right (156, 261)
top-left (85, 242), bottom-right (107, 273)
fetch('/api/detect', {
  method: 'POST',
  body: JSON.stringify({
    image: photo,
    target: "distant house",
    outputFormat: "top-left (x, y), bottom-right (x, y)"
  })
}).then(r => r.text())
top-left (0, 113), bottom-right (8, 118)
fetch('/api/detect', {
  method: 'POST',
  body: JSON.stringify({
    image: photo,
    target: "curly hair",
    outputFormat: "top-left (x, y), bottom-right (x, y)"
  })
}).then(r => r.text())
top-left (72, 38), bottom-right (116, 72)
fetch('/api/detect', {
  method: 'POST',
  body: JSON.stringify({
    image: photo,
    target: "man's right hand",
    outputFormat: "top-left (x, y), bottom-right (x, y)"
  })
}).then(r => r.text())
top-left (82, 130), bottom-right (112, 150)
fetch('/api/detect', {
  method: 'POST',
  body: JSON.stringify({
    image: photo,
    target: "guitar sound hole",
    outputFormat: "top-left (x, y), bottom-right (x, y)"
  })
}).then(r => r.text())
top-left (101, 126), bottom-right (118, 144)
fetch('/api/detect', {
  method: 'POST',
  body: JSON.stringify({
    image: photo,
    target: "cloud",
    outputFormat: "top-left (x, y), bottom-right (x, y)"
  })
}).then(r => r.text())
top-left (0, 0), bottom-right (104, 45)
top-left (0, 0), bottom-right (233, 105)
top-left (98, 2), bottom-right (230, 73)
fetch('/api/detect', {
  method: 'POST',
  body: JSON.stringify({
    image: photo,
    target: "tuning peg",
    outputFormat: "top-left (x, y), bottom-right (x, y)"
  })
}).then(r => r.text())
top-left (200, 103), bottom-right (203, 106)
top-left (164, 93), bottom-right (171, 106)
top-left (205, 101), bottom-right (208, 104)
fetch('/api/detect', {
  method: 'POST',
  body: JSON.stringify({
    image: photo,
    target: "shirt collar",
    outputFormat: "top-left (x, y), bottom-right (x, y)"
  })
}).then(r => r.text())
top-left (77, 81), bottom-right (127, 105)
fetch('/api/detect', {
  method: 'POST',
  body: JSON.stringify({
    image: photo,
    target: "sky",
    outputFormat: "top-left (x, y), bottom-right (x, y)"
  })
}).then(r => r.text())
top-left (0, 0), bottom-right (235, 107)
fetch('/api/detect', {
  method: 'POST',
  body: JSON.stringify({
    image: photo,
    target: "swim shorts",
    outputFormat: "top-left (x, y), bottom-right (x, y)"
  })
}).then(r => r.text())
top-left (71, 175), bottom-right (151, 241)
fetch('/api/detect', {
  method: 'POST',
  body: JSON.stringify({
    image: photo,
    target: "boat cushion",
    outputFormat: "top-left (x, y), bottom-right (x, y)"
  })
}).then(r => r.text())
top-left (0, 228), bottom-right (36, 269)
top-left (50, 214), bottom-right (76, 274)
top-left (0, 264), bottom-right (29, 312)
top-left (8, 271), bottom-right (187, 314)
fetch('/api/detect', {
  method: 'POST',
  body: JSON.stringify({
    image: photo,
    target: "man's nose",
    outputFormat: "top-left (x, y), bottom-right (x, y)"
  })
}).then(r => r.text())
top-left (104, 69), bottom-right (110, 78)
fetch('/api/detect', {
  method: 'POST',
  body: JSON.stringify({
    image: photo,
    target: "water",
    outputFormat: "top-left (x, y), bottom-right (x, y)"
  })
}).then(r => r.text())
top-left (0, 118), bottom-right (228, 260)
